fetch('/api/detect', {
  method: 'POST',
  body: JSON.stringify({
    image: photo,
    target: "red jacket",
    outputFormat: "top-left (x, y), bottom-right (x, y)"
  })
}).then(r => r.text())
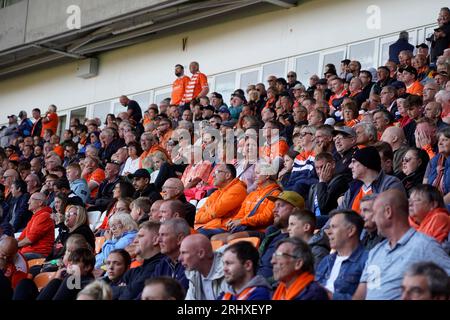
top-left (19, 206), bottom-right (54, 256)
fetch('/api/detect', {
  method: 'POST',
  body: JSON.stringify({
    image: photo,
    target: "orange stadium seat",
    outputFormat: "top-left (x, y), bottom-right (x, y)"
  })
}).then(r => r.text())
top-left (228, 237), bottom-right (261, 248)
top-left (95, 236), bottom-right (106, 254)
top-left (34, 272), bottom-right (56, 291)
top-left (27, 258), bottom-right (46, 269)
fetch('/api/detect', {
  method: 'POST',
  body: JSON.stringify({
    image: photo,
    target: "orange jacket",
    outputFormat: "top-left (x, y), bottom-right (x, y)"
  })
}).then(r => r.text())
top-left (194, 178), bottom-right (247, 230)
top-left (406, 81), bottom-right (424, 96)
top-left (233, 182), bottom-right (281, 231)
top-left (409, 207), bottom-right (450, 243)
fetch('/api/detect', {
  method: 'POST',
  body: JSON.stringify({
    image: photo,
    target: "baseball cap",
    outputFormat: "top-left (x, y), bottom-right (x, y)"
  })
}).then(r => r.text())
top-left (7, 115), bottom-right (17, 120)
top-left (399, 65), bottom-right (418, 77)
top-left (128, 168), bottom-right (150, 180)
top-left (267, 191), bottom-right (305, 209)
top-left (416, 43), bottom-right (429, 49)
top-left (221, 120), bottom-right (236, 128)
top-left (332, 126), bottom-right (356, 138)
top-left (211, 92), bottom-right (223, 100)
top-left (218, 107), bottom-right (230, 114)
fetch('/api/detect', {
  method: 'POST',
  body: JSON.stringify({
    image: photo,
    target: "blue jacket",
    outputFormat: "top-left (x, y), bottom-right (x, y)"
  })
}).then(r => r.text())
top-left (114, 252), bottom-right (164, 300)
top-left (18, 118), bottom-right (33, 137)
top-left (315, 244), bottom-right (368, 300)
top-left (428, 154), bottom-right (450, 195)
top-left (388, 39), bottom-right (414, 64)
top-left (6, 193), bottom-right (32, 232)
top-left (278, 281), bottom-right (329, 300)
top-left (152, 255), bottom-right (189, 292)
top-left (95, 230), bottom-right (137, 268)
top-left (257, 226), bottom-right (288, 281)
top-left (284, 155), bottom-right (318, 199)
top-left (70, 179), bottom-right (90, 203)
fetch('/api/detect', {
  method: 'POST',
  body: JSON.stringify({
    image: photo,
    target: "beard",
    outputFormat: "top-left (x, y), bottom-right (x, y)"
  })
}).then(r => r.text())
top-left (175, 72), bottom-right (183, 77)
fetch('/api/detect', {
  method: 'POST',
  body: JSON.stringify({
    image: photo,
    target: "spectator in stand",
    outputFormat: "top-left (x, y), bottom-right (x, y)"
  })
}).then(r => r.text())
top-left (424, 101), bottom-right (448, 131)
top-left (179, 234), bottom-right (229, 300)
top-left (339, 146), bottom-right (405, 213)
top-left (397, 147), bottom-right (429, 195)
top-left (371, 66), bottom-right (393, 95)
top-left (427, 127), bottom-right (450, 207)
top-left (24, 173), bottom-right (41, 196)
top-left (66, 163), bottom-right (89, 203)
top-left (353, 189), bottom-right (450, 300)
top-left (18, 192), bottom-right (54, 260)
top-left (30, 108), bottom-right (43, 138)
top-left (401, 262), bottom-right (450, 300)
top-left (81, 155), bottom-right (105, 201)
top-left (152, 218), bottom-right (190, 292)
top-left (354, 122), bottom-right (377, 148)
top-left (408, 184), bottom-right (450, 243)
top-left (308, 152), bottom-right (352, 224)
top-left (316, 209), bottom-right (367, 300)
top-left (359, 195), bottom-right (385, 251)
top-left (141, 277), bottom-right (186, 300)
top-left (381, 126), bottom-right (408, 177)
top-left (130, 197), bottom-right (151, 224)
top-left (182, 61), bottom-right (209, 105)
top-left (403, 95), bottom-right (423, 147)
top-left (77, 280), bottom-right (112, 300)
top-left (389, 31), bottom-right (414, 64)
top-left (95, 213), bottom-right (138, 269)
top-left (342, 100), bottom-right (360, 128)
top-left (430, 7), bottom-right (450, 63)
top-left (5, 179), bottom-right (32, 233)
top-left (195, 164), bottom-right (247, 237)
top-left (160, 178), bottom-right (196, 227)
top-left (287, 209), bottom-right (329, 268)
top-left (40, 105), bottom-right (58, 138)
top-left (170, 64), bottom-right (190, 106)
top-left (212, 161), bottom-right (281, 243)
top-left (401, 66), bottom-right (424, 96)
top-left (328, 77), bottom-right (348, 119)
top-left (219, 241), bottom-right (272, 300)
top-left (90, 160), bottom-right (121, 212)
top-left (0, 236), bottom-right (28, 298)
top-left (17, 111), bottom-right (33, 137)
top-left (99, 128), bottom-right (125, 165)
top-left (119, 95), bottom-right (143, 124)
top-left (271, 237), bottom-right (328, 300)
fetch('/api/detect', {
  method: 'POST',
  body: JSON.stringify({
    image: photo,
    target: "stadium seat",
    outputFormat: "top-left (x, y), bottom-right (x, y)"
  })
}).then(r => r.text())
top-left (211, 240), bottom-right (224, 251)
top-left (228, 237), bottom-right (261, 248)
top-left (27, 258), bottom-right (46, 269)
top-left (34, 272), bottom-right (56, 291)
top-left (88, 211), bottom-right (102, 230)
top-left (196, 197), bottom-right (208, 211)
top-left (95, 236), bottom-right (106, 254)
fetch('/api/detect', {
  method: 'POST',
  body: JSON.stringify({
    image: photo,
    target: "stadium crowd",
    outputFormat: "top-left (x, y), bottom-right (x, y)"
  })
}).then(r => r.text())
top-left (1, 7), bottom-right (450, 301)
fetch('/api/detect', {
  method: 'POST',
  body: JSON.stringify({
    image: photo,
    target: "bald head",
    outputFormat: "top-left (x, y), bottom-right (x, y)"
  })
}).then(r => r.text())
top-left (179, 234), bottom-right (215, 275)
top-left (0, 236), bottom-right (19, 262)
top-left (372, 189), bottom-right (409, 239)
top-left (161, 178), bottom-right (184, 200)
top-left (381, 126), bottom-right (406, 150)
top-left (375, 189), bottom-right (408, 217)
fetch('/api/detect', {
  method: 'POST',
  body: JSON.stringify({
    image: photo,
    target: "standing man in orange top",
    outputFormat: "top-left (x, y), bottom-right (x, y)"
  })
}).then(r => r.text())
top-left (401, 66), bottom-right (424, 96)
top-left (182, 61), bottom-right (209, 105)
top-left (41, 104), bottom-right (58, 137)
top-left (171, 64), bottom-right (190, 106)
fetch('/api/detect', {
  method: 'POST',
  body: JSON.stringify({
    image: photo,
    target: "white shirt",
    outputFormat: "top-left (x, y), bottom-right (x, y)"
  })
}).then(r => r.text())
top-left (325, 255), bottom-right (349, 293)
top-left (122, 157), bottom-right (140, 175)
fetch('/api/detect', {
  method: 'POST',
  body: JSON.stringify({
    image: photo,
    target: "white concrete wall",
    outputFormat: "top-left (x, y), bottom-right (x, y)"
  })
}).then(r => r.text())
top-left (0, 0), bottom-right (446, 119)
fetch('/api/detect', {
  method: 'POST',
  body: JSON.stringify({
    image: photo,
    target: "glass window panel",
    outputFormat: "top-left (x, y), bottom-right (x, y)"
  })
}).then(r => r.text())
top-left (131, 92), bottom-right (151, 110)
top-left (70, 107), bottom-right (86, 124)
top-left (240, 70), bottom-right (259, 90)
top-left (295, 53), bottom-right (319, 86)
top-left (322, 50), bottom-right (345, 74)
top-left (92, 101), bottom-right (111, 122)
top-left (262, 61), bottom-right (286, 86)
top-left (113, 102), bottom-right (123, 115)
top-left (349, 40), bottom-right (376, 70)
top-left (215, 72), bottom-right (236, 105)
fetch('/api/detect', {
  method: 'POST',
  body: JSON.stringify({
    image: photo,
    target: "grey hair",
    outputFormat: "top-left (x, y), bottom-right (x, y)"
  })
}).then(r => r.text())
top-left (161, 217), bottom-right (191, 237)
top-left (404, 262), bottom-right (450, 299)
top-left (354, 122), bottom-right (377, 140)
top-left (276, 237), bottom-right (315, 274)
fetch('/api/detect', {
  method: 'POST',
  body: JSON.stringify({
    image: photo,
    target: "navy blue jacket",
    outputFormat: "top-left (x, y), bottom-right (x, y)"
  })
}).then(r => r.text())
top-left (152, 255), bottom-right (189, 292)
top-left (293, 281), bottom-right (329, 300)
top-left (6, 193), bottom-right (32, 232)
top-left (315, 244), bottom-right (368, 300)
top-left (389, 39), bottom-right (414, 64)
top-left (114, 252), bottom-right (164, 300)
top-left (257, 226), bottom-right (288, 281)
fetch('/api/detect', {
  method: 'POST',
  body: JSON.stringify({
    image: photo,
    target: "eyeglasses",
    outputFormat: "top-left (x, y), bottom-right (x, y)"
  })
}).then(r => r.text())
top-left (299, 132), bottom-right (313, 137)
top-left (110, 223), bottom-right (123, 230)
top-left (272, 251), bottom-right (300, 259)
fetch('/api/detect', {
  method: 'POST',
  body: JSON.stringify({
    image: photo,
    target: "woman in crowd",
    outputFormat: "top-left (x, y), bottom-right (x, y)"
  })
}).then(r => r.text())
top-left (94, 213), bottom-right (138, 269)
top-left (397, 147), bottom-right (429, 195)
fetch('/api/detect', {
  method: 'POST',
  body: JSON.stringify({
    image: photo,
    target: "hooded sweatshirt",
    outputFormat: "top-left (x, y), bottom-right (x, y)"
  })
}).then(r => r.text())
top-left (219, 275), bottom-right (272, 300)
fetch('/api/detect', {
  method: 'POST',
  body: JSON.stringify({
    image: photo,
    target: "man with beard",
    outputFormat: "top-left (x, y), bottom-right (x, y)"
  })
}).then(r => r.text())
top-left (257, 191), bottom-right (305, 282)
top-left (170, 64), bottom-right (190, 106)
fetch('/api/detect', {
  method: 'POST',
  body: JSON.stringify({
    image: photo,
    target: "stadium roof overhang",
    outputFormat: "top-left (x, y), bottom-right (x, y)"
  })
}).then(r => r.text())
top-left (0, 0), bottom-right (298, 79)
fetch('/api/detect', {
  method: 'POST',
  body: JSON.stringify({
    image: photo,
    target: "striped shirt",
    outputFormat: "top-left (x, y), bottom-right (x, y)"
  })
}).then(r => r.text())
top-left (183, 72), bottom-right (208, 103)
